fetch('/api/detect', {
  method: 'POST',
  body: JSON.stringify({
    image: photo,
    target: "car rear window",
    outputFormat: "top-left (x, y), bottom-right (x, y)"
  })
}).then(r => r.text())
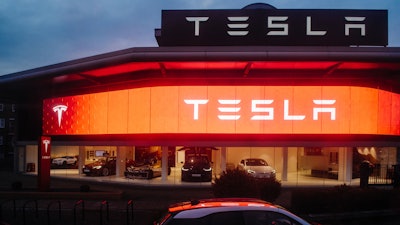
top-left (166, 210), bottom-right (304, 225)
top-left (168, 211), bottom-right (244, 225)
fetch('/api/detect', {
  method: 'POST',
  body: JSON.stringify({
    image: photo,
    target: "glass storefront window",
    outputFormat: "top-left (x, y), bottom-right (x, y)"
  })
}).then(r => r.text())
top-left (22, 144), bottom-right (399, 187)
top-left (49, 146), bottom-right (79, 176)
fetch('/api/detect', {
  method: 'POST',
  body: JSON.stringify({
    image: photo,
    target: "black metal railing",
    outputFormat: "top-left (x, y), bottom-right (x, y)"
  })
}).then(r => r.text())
top-left (1, 198), bottom-right (138, 225)
top-left (368, 164), bottom-right (398, 185)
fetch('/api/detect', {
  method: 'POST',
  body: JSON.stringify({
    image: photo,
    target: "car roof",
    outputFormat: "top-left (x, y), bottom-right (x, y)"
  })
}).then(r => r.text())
top-left (168, 198), bottom-right (275, 213)
top-left (166, 198), bottom-right (311, 224)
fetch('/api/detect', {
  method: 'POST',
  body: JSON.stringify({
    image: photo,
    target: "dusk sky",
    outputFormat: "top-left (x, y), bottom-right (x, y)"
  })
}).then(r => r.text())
top-left (1, 0), bottom-right (399, 75)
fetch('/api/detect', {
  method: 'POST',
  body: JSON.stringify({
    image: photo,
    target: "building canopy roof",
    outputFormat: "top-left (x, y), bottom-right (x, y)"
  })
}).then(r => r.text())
top-left (1, 46), bottom-right (400, 101)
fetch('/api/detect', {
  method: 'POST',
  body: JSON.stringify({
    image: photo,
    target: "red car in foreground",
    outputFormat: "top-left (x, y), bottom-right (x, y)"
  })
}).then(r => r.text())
top-left (154, 198), bottom-right (315, 225)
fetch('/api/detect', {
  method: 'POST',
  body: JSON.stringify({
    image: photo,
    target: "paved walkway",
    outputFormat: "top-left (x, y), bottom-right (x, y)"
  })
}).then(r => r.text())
top-left (0, 171), bottom-right (398, 225)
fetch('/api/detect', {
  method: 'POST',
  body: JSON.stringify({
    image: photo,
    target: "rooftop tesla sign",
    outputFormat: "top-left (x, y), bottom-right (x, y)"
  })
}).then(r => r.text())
top-left (156, 8), bottom-right (388, 46)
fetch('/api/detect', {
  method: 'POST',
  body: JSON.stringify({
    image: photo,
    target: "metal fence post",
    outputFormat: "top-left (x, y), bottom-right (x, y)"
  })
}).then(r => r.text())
top-left (74, 200), bottom-right (85, 225)
top-left (100, 200), bottom-right (109, 225)
top-left (0, 199), bottom-right (16, 220)
top-left (23, 200), bottom-right (38, 225)
top-left (47, 200), bottom-right (61, 225)
top-left (126, 200), bottom-right (134, 225)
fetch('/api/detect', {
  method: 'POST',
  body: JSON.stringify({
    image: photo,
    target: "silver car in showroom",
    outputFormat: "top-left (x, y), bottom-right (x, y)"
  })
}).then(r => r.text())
top-left (238, 158), bottom-right (276, 179)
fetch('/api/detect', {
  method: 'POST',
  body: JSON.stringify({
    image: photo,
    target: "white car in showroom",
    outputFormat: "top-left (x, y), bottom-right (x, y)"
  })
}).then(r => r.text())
top-left (238, 158), bottom-right (276, 179)
top-left (52, 156), bottom-right (78, 166)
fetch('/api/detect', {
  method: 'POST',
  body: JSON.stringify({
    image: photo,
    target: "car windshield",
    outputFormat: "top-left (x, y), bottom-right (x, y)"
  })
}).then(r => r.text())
top-left (107, 157), bottom-right (116, 162)
top-left (246, 159), bottom-right (268, 166)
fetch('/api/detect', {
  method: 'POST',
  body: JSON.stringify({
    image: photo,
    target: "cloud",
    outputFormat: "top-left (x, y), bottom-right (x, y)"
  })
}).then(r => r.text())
top-left (0, 0), bottom-right (161, 74)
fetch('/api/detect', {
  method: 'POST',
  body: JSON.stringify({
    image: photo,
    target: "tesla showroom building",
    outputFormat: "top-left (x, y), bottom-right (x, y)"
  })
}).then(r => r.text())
top-left (1, 3), bottom-right (400, 187)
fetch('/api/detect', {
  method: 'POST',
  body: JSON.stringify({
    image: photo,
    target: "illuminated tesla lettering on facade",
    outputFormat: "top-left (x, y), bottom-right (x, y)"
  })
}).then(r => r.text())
top-left (53, 105), bottom-right (67, 127)
top-left (42, 86), bottom-right (400, 135)
top-left (186, 16), bottom-right (365, 37)
top-left (184, 99), bottom-right (208, 120)
top-left (251, 100), bottom-right (274, 120)
top-left (185, 99), bottom-right (336, 121)
top-left (218, 100), bottom-right (241, 120)
top-left (313, 100), bottom-right (336, 120)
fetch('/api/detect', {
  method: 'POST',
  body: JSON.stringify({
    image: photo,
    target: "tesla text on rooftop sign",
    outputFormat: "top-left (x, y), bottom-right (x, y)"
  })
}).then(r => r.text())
top-left (156, 9), bottom-right (388, 46)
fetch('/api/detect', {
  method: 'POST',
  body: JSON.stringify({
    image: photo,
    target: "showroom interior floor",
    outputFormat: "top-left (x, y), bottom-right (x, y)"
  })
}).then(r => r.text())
top-left (34, 168), bottom-right (369, 188)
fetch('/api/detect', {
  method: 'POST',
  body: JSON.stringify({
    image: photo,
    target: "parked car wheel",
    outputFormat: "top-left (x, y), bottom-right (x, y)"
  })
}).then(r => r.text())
top-left (147, 170), bottom-right (153, 179)
top-left (102, 168), bottom-right (109, 176)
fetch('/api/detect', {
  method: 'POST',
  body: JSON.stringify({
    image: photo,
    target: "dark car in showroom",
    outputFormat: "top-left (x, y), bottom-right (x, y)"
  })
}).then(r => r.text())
top-left (124, 159), bottom-right (171, 179)
top-left (153, 198), bottom-right (314, 225)
top-left (82, 157), bottom-right (116, 176)
top-left (181, 155), bottom-right (212, 182)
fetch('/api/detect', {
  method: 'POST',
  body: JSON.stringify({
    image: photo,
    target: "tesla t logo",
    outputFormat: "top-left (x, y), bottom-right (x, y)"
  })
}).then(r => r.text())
top-left (185, 99), bottom-right (336, 121)
top-left (53, 104), bottom-right (68, 127)
top-left (42, 139), bottom-right (50, 154)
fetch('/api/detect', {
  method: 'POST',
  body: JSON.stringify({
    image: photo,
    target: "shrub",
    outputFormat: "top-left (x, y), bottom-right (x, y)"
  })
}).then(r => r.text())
top-left (212, 168), bottom-right (258, 198)
top-left (257, 178), bottom-right (282, 202)
top-left (212, 168), bottom-right (282, 202)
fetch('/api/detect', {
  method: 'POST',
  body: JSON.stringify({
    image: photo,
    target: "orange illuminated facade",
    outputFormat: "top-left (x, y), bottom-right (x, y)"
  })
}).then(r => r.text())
top-left (43, 86), bottom-right (400, 136)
